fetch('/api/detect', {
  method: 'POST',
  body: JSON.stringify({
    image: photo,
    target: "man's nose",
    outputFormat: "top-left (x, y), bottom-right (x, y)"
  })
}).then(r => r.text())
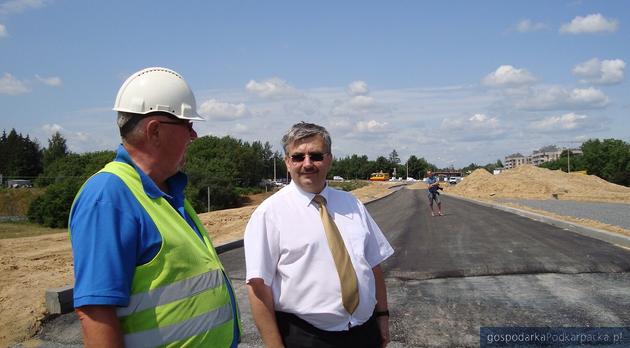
top-left (190, 128), bottom-right (198, 140)
top-left (302, 155), bottom-right (314, 166)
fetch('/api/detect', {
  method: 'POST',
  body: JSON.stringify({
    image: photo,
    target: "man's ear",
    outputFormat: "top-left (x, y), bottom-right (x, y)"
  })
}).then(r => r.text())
top-left (145, 119), bottom-right (161, 145)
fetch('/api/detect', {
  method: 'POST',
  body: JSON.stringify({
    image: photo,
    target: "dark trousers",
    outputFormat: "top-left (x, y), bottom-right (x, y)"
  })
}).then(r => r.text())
top-left (275, 311), bottom-right (381, 348)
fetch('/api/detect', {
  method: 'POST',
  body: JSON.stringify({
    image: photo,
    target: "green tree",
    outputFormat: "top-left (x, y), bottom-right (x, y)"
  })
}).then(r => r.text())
top-left (374, 156), bottom-right (392, 175)
top-left (581, 138), bottom-right (630, 186)
top-left (28, 150), bottom-right (114, 228)
top-left (184, 135), bottom-right (280, 211)
top-left (28, 179), bottom-right (82, 228)
top-left (42, 131), bottom-right (69, 168)
top-left (388, 149), bottom-right (400, 165)
top-left (331, 154), bottom-right (373, 180)
top-left (406, 155), bottom-right (431, 179)
top-left (0, 129), bottom-right (43, 178)
top-left (539, 150), bottom-right (586, 172)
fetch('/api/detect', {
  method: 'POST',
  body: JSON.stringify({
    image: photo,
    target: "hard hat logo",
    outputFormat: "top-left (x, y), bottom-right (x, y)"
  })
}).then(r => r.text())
top-left (113, 67), bottom-right (205, 121)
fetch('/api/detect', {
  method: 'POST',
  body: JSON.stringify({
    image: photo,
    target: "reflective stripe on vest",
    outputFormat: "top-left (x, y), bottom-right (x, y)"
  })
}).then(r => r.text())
top-left (96, 161), bottom-right (236, 347)
top-left (116, 269), bottom-right (224, 317)
top-left (123, 303), bottom-right (233, 348)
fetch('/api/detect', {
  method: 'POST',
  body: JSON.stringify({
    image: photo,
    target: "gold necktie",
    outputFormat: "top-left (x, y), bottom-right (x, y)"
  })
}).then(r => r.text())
top-left (312, 194), bottom-right (359, 314)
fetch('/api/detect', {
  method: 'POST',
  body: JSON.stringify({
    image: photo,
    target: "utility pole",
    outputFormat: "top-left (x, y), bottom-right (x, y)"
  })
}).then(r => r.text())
top-left (559, 141), bottom-right (582, 174)
top-left (273, 156), bottom-right (277, 182)
top-left (207, 186), bottom-right (210, 212)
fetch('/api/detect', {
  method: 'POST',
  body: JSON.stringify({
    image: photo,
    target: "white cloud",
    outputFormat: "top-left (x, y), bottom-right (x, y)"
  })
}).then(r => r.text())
top-left (0, 0), bottom-right (49, 15)
top-left (515, 19), bottom-right (548, 32)
top-left (529, 113), bottom-right (589, 131)
top-left (234, 123), bottom-right (248, 133)
top-left (442, 113), bottom-right (500, 130)
top-left (440, 113), bottom-right (506, 141)
top-left (560, 13), bottom-right (618, 34)
top-left (42, 123), bottom-right (63, 134)
top-left (0, 24), bottom-right (8, 38)
top-left (245, 77), bottom-right (300, 98)
top-left (198, 99), bottom-right (251, 120)
top-left (347, 81), bottom-right (369, 96)
top-left (355, 120), bottom-right (388, 133)
top-left (0, 73), bottom-right (30, 95)
top-left (572, 58), bottom-right (625, 85)
top-left (482, 65), bottom-right (536, 88)
top-left (331, 95), bottom-right (377, 116)
top-left (517, 86), bottom-right (609, 110)
top-left (349, 95), bottom-right (374, 108)
top-left (36, 74), bottom-right (62, 87)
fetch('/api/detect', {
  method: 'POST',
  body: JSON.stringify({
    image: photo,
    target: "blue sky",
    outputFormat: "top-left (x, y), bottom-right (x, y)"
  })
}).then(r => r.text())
top-left (1, 0), bottom-right (628, 168)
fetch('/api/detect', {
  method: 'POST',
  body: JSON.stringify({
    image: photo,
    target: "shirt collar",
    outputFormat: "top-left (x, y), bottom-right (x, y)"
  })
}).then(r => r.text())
top-left (289, 180), bottom-right (330, 207)
top-left (114, 144), bottom-right (188, 200)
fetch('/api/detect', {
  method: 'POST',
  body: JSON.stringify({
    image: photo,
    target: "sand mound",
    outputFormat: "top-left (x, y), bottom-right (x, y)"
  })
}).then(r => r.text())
top-left (446, 165), bottom-right (630, 203)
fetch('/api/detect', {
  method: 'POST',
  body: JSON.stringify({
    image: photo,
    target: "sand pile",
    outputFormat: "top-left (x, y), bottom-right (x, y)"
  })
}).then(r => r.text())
top-left (446, 165), bottom-right (630, 203)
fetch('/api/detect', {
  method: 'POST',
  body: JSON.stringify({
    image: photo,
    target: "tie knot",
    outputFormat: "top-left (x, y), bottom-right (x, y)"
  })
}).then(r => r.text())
top-left (313, 194), bottom-right (327, 206)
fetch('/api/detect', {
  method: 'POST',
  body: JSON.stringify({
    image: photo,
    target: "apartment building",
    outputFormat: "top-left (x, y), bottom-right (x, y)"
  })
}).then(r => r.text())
top-left (529, 145), bottom-right (562, 166)
top-left (504, 153), bottom-right (528, 169)
top-left (504, 145), bottom-right (582, 169)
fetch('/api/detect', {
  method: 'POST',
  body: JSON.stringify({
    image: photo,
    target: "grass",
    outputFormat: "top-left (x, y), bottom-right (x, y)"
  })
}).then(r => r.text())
top-left (328, 180), bottom-right (370, 192)
top-left (0, 188), bottom-right (44, 216)
top-left (0, 221), bottom-right (65, 239)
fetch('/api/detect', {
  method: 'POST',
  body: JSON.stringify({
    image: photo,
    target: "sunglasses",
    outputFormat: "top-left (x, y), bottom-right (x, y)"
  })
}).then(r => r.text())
top-left (158, 120), bottom-right (194, 132)
top-left (290, 152), bottom-right (328, 163)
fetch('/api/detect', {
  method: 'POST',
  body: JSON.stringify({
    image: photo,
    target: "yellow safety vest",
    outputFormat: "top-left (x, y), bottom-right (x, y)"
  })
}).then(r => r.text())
top-left (96, 161), bottom-right (240, 347)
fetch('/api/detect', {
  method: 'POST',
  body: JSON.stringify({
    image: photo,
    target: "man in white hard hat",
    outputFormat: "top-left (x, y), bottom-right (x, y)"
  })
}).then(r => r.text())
top-left (69, 67), bottom-right (241, 347)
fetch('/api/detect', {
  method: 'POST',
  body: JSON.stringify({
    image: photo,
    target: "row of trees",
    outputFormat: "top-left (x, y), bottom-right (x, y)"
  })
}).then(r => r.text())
top-left (4, 127), bottom-right (629, 228)
top-left (0, 129), bottom-right (69, 178)
top-left (330, 151), bottom-right (437, 180)
top-left (540, 138), bottom-right (630, 186)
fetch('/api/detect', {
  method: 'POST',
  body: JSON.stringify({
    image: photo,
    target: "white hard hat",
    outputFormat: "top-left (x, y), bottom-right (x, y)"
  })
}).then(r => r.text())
top-left (113, 67), bottom-right (205, 121)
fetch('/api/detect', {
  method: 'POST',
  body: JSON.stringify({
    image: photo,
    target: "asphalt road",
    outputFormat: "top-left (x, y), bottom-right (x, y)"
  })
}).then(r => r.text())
top-left (22, 188), bottom-right (630, 347)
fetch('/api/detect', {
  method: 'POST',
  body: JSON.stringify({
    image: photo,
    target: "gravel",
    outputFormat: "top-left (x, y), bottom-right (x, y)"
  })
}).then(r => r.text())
top-left (497, 199), bottom-right (630, 230)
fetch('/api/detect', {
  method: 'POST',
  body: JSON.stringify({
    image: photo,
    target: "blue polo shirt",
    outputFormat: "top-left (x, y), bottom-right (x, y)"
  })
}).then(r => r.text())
top-left (70, 146), bottom-right (240, 347)
top-left (427, 175), bottom-right (439, 193)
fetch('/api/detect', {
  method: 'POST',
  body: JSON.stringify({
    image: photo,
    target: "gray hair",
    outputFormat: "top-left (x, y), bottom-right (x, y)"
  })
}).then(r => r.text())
top-left (281, 122), bottom-right (331, 154)
top-left (117, 111), bottom-right (147, 143)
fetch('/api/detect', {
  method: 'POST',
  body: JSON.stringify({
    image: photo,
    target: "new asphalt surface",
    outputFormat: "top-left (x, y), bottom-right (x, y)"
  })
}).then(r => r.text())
top-left (497, 199), bottom-right (630, 230)
top-left (20, 188), bottom-right (630, 347)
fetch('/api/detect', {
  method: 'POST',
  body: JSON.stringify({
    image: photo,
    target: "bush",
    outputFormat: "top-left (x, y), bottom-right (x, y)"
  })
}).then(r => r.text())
top-left (328, 180), bottom-right (369, 192)
top-left (28, 179), bottom-right (82, 228)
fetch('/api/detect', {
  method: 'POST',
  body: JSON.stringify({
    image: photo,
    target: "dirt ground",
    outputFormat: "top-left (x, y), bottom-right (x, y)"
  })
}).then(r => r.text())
top-left (0, 181), bottom-right (398, 347)
top-left (2, 170), bottom-right (629, 346)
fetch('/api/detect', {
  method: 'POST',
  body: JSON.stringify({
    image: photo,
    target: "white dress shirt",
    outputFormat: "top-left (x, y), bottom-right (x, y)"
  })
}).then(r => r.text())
top-left (244, 181), bottom-right (394, 331)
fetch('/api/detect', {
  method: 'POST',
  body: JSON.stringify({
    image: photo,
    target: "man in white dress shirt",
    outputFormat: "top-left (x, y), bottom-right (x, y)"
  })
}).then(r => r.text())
top-left (245, 122), bottom-right (394, 347)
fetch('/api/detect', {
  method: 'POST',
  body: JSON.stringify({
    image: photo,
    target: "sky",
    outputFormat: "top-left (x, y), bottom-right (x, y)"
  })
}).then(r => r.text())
top-left (1, 0), bottom-right (628, 168)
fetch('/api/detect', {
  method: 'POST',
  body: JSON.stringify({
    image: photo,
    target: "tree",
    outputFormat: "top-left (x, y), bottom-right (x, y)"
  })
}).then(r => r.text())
top-left (388, 149), bottom-right (400, 165)
top-left (43, 131), bottom-right (69, 168)
top-left (28, 150), bottom-right (115, 228)
top-left (406, 155), bottom-right (431, 179)
top-left (581, 138), bottom-right (630, 186)
top-left (184, 135), bottom-right (280, 211)
top-left (374, 156), bottom-right (392, 175)
top-left (0, 129), bottom-right (43, 178)
top-left (28, 179), bottom-right (82, 228)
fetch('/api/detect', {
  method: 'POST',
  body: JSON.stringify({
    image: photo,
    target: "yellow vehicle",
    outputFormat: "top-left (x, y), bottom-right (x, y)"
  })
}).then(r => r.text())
top-left (369, 171), bottom-right (390, 181)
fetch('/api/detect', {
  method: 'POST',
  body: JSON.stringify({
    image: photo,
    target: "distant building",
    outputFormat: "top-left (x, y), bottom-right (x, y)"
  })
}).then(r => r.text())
top-left (529, 145), bottom-right (562, 166)
top-left (505, 145), bottom-right (583, 169)
top-left (504, 153), bottom-right (527, 169)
